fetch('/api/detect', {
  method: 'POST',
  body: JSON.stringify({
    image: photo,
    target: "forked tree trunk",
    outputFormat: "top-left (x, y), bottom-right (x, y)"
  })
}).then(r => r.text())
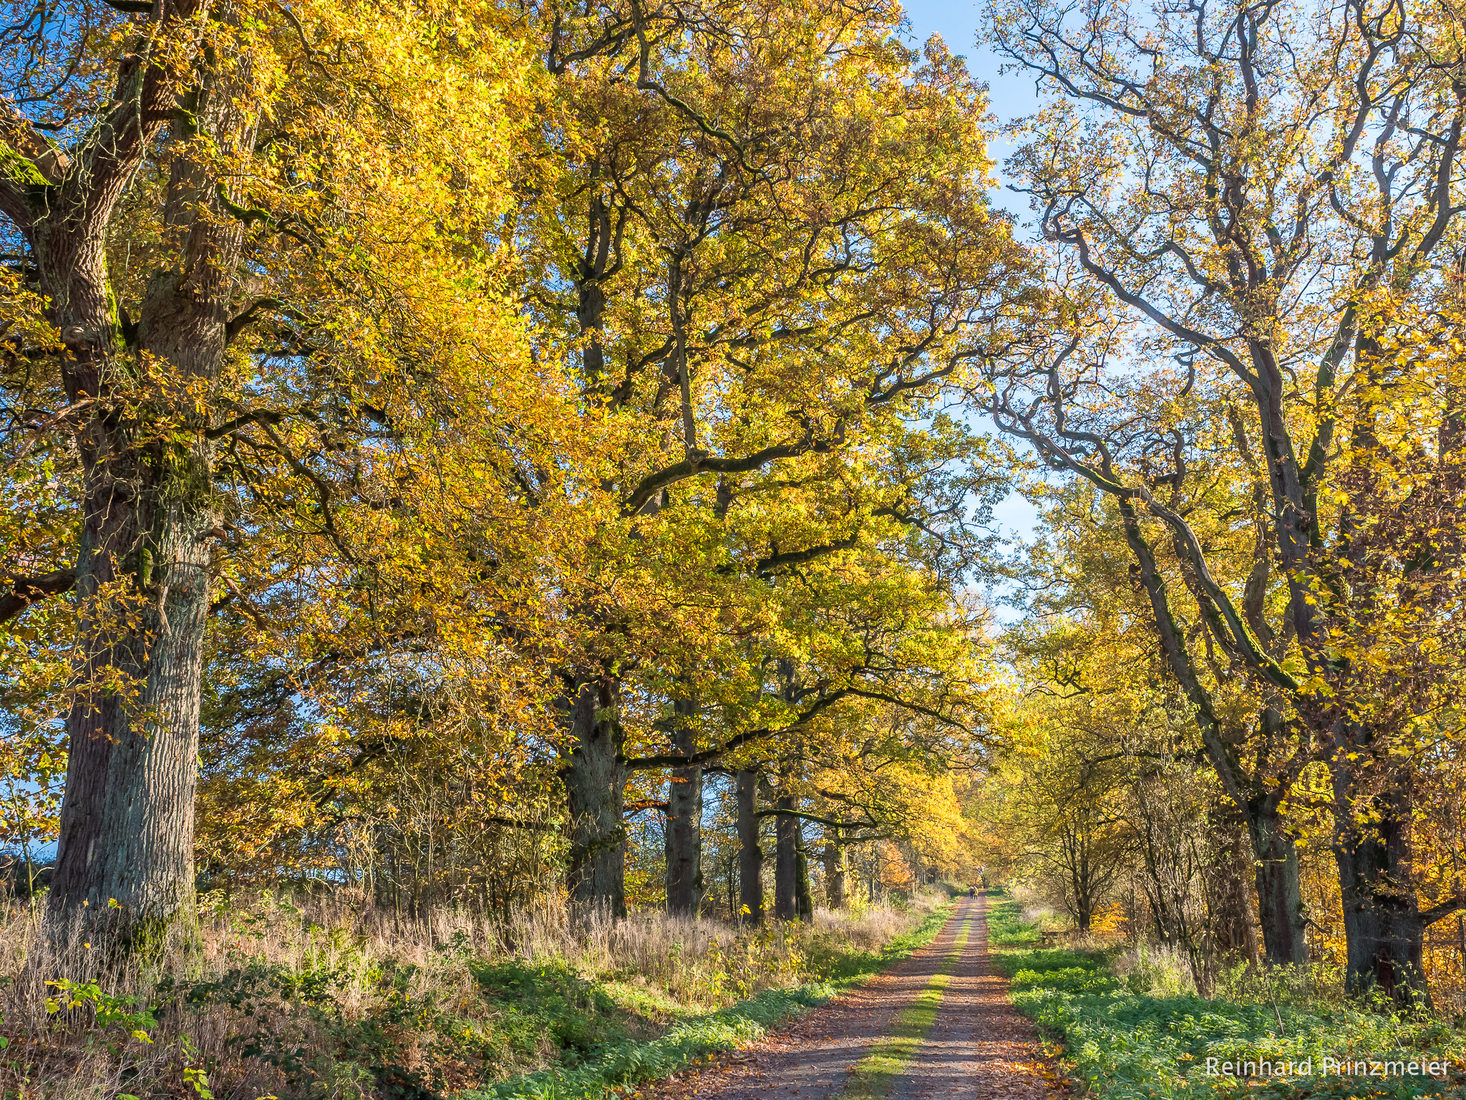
top-left (1063, 822), bottom-right (1098, 933)
top-left (1118, 501), bottom-right (1308, 965)
top-left (664, 697), bottom-right (703, 915)
top-left (47, 34), bottom-right (252, 954)
top-left (1074, 897), bottom-right (1093, 933)
top-left (561, 675), bottom-right (628, 919)
top-left (735, 769), bottom-right (763, 922)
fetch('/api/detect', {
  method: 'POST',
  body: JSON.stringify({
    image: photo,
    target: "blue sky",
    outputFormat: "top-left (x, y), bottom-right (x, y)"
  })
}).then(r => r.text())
top-left (901, 0), bottom-right (1035, 112)
top-left (902, 1), bottom-right (1045, 548)
top-left (902, 0), bottom-right (1043, 197)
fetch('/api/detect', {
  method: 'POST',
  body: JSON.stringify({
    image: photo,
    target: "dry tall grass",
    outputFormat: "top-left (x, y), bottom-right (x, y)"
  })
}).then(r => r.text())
top-left (0, 888), bottom-right (941, 1100)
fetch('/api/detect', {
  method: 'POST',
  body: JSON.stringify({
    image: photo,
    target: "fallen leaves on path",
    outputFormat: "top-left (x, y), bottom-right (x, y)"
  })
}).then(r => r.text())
top-left (640, 896), bottom-right (1063, 1100)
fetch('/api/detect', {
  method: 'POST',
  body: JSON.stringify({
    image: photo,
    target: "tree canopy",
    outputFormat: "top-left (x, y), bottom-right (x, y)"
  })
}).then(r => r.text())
top-left (1, 0), bottom-right (1464, 1012)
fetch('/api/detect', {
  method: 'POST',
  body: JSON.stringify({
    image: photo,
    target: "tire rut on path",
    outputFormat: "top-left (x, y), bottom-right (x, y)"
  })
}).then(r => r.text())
top-left (643, 895), bottom-right (1058, 1100)
top-left (886, 895), bottom-right (1056, 1100)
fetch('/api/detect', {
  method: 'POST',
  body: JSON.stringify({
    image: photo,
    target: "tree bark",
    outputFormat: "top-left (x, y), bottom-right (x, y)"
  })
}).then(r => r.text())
top-left (664, 697), bottom-right (703, 916)
top-left (794, 829), bottom-right (813, 921)
top-left (46, 23), bottom-right (253, 953)
top-left (1247, 805), bottom-right (1307, 967)
top-left (1332, 774), bottom-right (1429, 1004)
top-left (1207, 813), bottom-right (1260, 965)
top-left (1072, 866), bottom-right (1094, 933)
top-left (560, 675), bottom-right (628, 919)
top-left (1117, 500), bottom-right (1309, 967)
top-left (773, 791), bottom-right (798, 920)
top-left (50, 484), bottom-right (216, 950)
top-left (823, 837), bottom-right (847, 909)
top-left (735, 768), bottom-right (763, 922)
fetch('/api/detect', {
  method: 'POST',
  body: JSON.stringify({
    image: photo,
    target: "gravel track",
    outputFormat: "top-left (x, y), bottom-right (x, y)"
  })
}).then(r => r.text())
top-left (641, 894), bottom-right (1059, 1100)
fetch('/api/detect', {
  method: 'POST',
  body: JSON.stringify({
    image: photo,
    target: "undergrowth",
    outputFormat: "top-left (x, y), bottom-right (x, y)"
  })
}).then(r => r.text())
top-left (986, 894), bottom-right (1043, 947)
top-left (988, 899), bottom-right (1466, 1100)
top-left (477, 899), bottom-right (951, 1100)
top-left (0, 889), bottom-right (949, 1100)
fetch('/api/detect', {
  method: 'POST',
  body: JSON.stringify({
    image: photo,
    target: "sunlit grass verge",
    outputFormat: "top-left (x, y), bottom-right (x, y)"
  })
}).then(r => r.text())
top-left (986, 896), bottom-right (1043, 946)
top-left (836, 915), bottom-right (971, 1100)
top-left (988, 900), bottom-right (1466, 1100)
top-left (471, 902), bottom-right (953, 1100)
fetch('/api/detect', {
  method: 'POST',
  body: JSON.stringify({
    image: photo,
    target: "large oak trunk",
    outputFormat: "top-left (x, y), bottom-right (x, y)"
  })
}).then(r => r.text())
top-left (561, 676), bottom-right (628, 919)
top-left (1248, 807), bottom-right (1306, 966)
top-left (50, 471), bottom-right (215, 949)
top-left (1332, 779), bottom-right (1428, 1005)
top-left (735, 769), bottom-right (763, 922)
top-left (45, 45), bottom-right (251, 950)
top-left (664, 698), bottom-right (703, 915)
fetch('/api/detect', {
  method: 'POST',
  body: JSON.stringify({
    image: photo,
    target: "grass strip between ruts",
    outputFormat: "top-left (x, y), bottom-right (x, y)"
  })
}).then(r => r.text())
top-left (837, 913), bottom-right (973, 1100)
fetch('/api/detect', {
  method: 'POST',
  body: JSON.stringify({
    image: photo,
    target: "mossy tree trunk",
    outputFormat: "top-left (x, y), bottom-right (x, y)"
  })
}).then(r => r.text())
top-left (35, 9), bottom-right (253, 955)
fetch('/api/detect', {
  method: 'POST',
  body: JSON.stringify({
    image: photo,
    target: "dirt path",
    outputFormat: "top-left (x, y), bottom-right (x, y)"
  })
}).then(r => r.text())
top-left (645, 895), bottom-right (1059, 1100)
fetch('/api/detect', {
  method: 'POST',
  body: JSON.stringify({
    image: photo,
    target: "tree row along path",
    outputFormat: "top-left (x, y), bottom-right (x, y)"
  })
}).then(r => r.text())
top-left (646, 895), bottom-right (1061, 1100)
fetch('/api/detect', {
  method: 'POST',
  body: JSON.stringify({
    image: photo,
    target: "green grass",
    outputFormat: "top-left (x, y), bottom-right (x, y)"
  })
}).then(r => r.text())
top-left (470, 904), bottom-right (953, 1100)
top-left (988, 900), bottom-right (1466, 1100)
top-left (986, 896), bottom-right (1042, 946)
